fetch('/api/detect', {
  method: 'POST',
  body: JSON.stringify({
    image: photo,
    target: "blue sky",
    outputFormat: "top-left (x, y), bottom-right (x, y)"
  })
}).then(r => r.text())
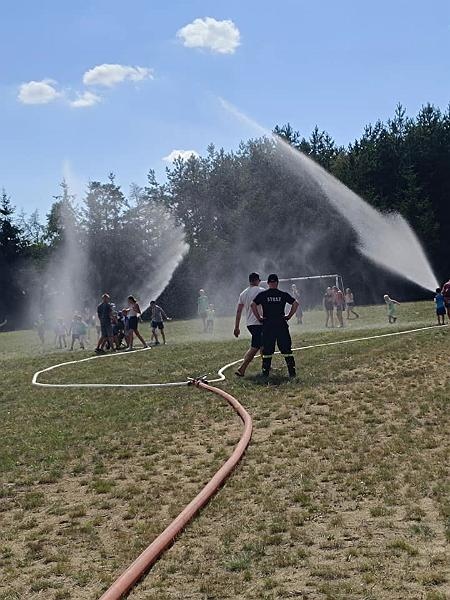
top-left (1, 0), bottom-right (449, 216)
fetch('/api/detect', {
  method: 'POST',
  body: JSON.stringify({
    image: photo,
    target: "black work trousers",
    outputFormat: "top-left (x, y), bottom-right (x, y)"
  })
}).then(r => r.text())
top-left (261, 319), bottom-right (296, 374)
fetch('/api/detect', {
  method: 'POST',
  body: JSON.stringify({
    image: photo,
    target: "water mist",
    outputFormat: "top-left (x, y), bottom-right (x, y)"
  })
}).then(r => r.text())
top-left (43, 199), bottom-right (88, 320)
top-left (132, 204), bottom-right (189, 304)
top-left (220, 98), bottom-right (439, 292)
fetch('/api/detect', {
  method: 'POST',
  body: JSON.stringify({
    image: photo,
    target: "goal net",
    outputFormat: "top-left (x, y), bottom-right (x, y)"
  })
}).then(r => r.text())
top-left (273, 274), bottom-right (345, 310)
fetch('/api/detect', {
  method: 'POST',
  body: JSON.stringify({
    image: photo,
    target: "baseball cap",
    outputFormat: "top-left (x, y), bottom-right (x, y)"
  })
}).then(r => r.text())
top-left (267, 273), bottom-right (279, 283)
top-left (249, 272), bottom-right (261, 282)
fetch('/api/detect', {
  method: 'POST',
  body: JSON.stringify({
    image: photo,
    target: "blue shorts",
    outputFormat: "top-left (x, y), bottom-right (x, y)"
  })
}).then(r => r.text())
top-left (128, 316), bottom-right (138, 331)
top-left (437, 307), bottom-right (446, 316)
top-left (100, 321), bottom-right (113, 338)
top-left (152, 320), bottom-right (164, 330)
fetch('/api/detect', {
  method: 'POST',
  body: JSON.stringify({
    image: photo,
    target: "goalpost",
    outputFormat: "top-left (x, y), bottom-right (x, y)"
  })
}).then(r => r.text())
top-left (275, 273), bottom-right (346, 309)
top-left (278, 274), bottom-right (345, 288)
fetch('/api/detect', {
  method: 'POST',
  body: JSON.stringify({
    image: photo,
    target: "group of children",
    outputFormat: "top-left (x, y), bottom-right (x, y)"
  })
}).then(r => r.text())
top-left (34, 296), bottom-right (172, 352)
top-left (322, 286), bottom-right (359, 328)
top-left (35, 313), bottom-right (89, 349)
top-left (384, 280), bottom-right (450, 326)
top-left (55, 315), bottom-right (88, 349)
top-left (33, 278), bottom-right (450, 350)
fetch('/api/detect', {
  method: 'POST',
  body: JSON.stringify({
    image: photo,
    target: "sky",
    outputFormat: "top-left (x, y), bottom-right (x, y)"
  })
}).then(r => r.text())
top-left (1, 0), bottom-right (449, 216)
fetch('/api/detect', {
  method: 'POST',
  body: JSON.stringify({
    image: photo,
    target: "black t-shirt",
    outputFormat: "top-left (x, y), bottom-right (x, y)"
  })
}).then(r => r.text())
top-left (253, 289), bottom-right (296, 322)
top-left (97, 302), bottom-right (112, 323)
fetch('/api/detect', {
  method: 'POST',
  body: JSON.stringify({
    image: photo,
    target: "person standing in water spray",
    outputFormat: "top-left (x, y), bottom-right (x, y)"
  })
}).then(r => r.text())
top-left (55, 317), bottom-right (67, 348)
top-left (95, 293), bottom-right (116, 353)
top-left (123, 295), bottom-right (148, 351)
top-left (384, 294), bottom-right (400, 324)
top-left (345, 288), bottom-right (359, 319)
top-left (197, 289), bottom-right (209, 333)
top-left (35, 314), bottom-right (46, 346)
top-left (234, 272), bottom-right (265, 377)
top-left (149, 300), bottom-right (171, 345)
top-left (251, 273), bottom-right (298, 378)
top-left (69, 314), bottom-right (86, 351)
top-left (332, 285), bottom-right (345, 328)
top-left (323, 287), bottom-right (334, 328)
top-left (206, 303), bottom-right (215, 333)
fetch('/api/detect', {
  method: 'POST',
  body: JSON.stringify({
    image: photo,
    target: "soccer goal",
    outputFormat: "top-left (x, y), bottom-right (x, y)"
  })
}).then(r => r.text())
top-left (276, 273), bottom-right (345, 309)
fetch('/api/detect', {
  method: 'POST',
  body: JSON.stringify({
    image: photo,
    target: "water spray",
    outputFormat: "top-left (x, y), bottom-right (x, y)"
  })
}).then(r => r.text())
top-left (219, 98), bottom-right (439, 292)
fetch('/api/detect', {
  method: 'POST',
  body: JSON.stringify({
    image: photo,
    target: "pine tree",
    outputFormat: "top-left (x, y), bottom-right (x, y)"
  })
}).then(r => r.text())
top-left (0, 189), bottom-right (25, 322)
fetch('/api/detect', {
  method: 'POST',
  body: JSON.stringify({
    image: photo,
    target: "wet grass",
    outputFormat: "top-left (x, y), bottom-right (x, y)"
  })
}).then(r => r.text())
top-left (0, 301), bottom-right (448, 599)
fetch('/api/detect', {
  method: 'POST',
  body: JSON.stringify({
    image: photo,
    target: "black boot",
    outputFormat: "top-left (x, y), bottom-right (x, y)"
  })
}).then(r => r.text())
top-left (261, 357), bottom-right (271, 377)
top-left (285, 356), bottom-right (296, 378)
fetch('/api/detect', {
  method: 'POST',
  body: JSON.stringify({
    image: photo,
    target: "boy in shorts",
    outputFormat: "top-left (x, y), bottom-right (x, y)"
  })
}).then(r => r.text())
top-left (434, 288), bottom-right (446, 325)
top-left (149, 300), bottom-right (171, 345)
top-left (233, 272), bottom-right (265, 377)
top-left (69, 314), bottom-right (86, 350)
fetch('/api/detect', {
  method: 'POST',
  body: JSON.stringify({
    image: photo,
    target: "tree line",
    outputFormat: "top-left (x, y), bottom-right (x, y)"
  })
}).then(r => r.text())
top-left (1, 103), bottom-right (449, 326)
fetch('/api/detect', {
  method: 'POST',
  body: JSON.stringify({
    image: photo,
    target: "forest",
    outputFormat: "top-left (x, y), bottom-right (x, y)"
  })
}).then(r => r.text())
top-left (1, 103), bottom-right (449, 326)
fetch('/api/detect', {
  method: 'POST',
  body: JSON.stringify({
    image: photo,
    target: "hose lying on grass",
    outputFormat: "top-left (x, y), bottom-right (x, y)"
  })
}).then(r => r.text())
top-left (33, 324), bottom-right (445, 388)
top-left (99, 379), bottom-right (252, 600)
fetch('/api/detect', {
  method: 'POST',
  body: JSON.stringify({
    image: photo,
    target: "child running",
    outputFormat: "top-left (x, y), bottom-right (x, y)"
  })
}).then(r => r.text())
top-left (149, 300), bottom-right (171, 345)
top-left (384, 294), bottom-right (400, 324)
top-left (434, 288), bottom-right (446, 325)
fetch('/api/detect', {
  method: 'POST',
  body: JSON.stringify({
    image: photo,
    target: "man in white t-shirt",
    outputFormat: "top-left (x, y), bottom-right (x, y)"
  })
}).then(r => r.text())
top-left (233, 272), bottom-right (265, 376)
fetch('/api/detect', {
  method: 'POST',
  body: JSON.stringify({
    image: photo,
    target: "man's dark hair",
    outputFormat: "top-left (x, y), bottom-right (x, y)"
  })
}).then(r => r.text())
top-left (267, 273), bottom-right (278, 283)
top-left (249, 272), bottom-right (260, 283)
top-left (436, 288), bottom-right (441, 293)
top-left (150, 300), bottom-right (156, 304)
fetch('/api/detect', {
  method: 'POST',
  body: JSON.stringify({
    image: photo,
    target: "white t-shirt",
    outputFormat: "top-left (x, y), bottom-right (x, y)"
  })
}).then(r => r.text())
top-left (238, 285), bottom-right (265, 327)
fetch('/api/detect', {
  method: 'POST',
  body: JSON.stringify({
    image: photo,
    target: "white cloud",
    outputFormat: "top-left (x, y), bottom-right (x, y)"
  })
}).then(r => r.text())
top-left (18, 79), bottom-right (59, 104)
top-left (69, 91), bottom-right (101, 108)
top-left (163, 149), bottom-right (199, 163)
top-left (177, 17), bottom-right (240, 54)
top-left (83, 64), bottom-right (153, 87)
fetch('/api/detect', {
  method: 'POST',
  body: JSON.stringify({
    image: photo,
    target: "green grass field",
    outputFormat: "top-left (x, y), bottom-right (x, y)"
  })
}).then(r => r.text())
top-left (0, 302), bottom-right (449, 600)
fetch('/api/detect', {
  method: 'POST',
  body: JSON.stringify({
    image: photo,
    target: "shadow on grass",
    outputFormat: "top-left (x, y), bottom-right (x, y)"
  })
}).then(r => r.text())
top-left (244, 373), bottom-right (300, 387)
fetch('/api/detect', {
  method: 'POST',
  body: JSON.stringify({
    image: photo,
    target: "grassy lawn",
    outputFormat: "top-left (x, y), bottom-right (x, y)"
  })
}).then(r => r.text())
top-left (0, 301), bottom-right (449, 599)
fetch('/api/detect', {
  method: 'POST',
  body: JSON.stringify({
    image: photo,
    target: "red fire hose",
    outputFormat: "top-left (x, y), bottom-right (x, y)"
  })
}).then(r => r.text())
top-left (99, 379), bottom-right (253, 600)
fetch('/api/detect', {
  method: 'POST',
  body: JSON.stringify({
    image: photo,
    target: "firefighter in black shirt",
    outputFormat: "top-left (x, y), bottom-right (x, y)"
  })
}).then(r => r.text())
top-left (251, 273), bottom-right (298, 377)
